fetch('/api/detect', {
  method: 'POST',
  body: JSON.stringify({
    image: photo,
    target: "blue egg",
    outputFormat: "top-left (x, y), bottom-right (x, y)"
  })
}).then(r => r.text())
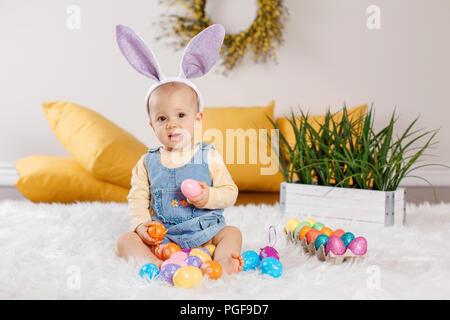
top-left (315, 234), bottom-right (330, 250)
top-left (242, 250), bottom-right (260, 271)
top-left (259, 257), bottom-right (283, 278)
top-left (139, 263), bottom-right (160, 281)
top-left (341, 232), bottom-right (355, 248)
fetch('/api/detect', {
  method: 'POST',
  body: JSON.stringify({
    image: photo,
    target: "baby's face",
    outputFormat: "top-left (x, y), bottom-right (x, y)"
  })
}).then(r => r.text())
top-left (149, 85), bottom-right (201, 151)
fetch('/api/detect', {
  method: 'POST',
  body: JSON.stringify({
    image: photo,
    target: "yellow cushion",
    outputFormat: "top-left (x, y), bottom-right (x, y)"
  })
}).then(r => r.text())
top-left (14, 156), bottom-right (128, 203)
top-left (43, 101), bottom-right (148, 189)
top-left (202, 100), bottom-right (285, 192)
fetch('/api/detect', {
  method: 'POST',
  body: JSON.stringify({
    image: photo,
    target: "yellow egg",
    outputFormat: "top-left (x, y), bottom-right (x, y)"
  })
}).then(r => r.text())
top-left (203, 244), bottom-right (216, 256)
top-left (305, 218), bottom-right (316, 226)
top-left (285, 218), bottom-right (300, 234)
top-left (173, 266), bottom-right (203, 289)
top-left (190, 248), bottom-right (212, 264)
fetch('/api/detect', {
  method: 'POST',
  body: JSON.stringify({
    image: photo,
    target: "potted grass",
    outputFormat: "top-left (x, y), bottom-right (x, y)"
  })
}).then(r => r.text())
top-left (267, 104), bottom-right (446, 226)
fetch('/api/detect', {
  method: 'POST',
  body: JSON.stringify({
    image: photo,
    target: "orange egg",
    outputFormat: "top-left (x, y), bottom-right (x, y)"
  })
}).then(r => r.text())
top-left (147, 221), bottom-right (167, 242)
top-left (320, 227), bottom-right (333, 237)
top-left (162, 242), bottom-right (181, 260)
top-left (306, 229), bottom-right (321, 244)
top-left (200, 261), bottom-right (223, 280)
top-left (299, 226), bottom-right (312, 241)
top-left (332, 229), bottom-right (345, 237)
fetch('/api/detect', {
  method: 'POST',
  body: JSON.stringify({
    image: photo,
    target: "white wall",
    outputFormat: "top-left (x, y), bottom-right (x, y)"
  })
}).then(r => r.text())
top-left (1, 0), bottom-right (449, 186)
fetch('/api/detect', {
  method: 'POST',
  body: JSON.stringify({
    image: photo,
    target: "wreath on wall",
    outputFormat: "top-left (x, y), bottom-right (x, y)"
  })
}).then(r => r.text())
top-left (156, 0), bottom-right (289, 75)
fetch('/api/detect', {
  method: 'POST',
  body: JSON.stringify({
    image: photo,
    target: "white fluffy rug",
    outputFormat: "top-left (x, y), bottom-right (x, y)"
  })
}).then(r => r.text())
top-left (1, 199), bottom-right (450, 299)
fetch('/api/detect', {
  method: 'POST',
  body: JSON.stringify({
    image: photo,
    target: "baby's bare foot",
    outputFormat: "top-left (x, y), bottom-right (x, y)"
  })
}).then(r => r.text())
top-left (216, 252), bottom-right (244, 275)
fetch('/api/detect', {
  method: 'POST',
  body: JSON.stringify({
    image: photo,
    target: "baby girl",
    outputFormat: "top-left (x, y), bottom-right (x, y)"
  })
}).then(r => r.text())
top-left (114, 24), bottom-right (244, 275)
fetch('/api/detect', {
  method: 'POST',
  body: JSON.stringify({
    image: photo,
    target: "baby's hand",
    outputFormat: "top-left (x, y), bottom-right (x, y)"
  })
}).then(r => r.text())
top-left (136, 221), bottom-right (160, 246)
top-left (187, 181), bottom-right (209, 208)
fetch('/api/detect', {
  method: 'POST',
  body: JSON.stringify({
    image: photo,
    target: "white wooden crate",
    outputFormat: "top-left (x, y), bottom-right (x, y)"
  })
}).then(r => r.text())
top-left (279, 182), bottom-right (406, 226)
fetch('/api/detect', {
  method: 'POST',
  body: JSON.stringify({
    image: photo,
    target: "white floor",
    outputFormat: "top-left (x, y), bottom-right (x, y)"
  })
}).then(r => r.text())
top-left (1, 199), bottom-right (450, 299)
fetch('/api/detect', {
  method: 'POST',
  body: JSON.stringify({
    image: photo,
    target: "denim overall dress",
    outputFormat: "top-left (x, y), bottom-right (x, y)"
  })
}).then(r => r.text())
top-left (145, 142), bottom-right (226, 249)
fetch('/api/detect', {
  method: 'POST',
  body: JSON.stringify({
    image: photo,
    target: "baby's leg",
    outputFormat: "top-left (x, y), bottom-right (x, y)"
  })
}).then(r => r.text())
top-left (117, 232), bottom-right (163, 268)
top-left (211, 226), bottom-right (244, 275)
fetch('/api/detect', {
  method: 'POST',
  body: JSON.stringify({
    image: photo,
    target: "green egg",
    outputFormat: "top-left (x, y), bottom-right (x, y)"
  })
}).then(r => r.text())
top-left (293, 221), bottom-right (311, 239)
top-left (312, 222), bottom-right (325, 230)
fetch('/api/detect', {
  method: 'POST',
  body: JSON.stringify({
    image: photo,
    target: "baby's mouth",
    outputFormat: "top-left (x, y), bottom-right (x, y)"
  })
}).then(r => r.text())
top-left (168, 132), bottom-right (183, 141)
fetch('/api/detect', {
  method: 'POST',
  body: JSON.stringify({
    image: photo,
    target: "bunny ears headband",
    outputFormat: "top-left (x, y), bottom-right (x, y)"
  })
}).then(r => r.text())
top-left (115, 23), bottom-right (226, 114)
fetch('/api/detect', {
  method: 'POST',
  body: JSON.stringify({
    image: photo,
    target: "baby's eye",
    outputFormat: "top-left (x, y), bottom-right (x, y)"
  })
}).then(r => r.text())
top-left (178, 112), bottom-right (185, 118)
top-left (157, 116), bottom-right (166, 121)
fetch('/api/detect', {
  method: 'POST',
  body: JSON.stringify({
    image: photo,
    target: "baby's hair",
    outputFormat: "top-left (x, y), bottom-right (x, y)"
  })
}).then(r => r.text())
top-left (147, 82), bottom-right (200, 118)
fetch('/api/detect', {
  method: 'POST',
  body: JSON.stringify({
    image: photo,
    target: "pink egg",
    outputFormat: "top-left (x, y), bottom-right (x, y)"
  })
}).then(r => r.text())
top-left (325, 236), bottom-right (346, 256)
top-left (161, 257), bottom-right (187, 269)
top-left (347, 236), bottom-right (367, 255)
top-left (181, 179), bottom-right (202, 198)
top-left (170, 251), bottom-right (188, 261)
top-left (167, 258), bottom-right (188, 268)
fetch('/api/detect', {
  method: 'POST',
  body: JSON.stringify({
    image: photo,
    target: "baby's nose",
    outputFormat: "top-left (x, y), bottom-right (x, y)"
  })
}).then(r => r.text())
top-left (166, 119), bottom-right (180, 129)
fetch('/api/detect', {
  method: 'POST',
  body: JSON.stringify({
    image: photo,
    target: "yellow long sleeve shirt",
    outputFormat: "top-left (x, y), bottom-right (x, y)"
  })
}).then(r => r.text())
top-left (127, 143), bottom-right (239, 232)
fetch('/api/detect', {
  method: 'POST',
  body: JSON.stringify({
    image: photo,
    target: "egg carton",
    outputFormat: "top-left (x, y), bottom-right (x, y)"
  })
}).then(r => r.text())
top-left (286, 230), bottom-right (367, 264)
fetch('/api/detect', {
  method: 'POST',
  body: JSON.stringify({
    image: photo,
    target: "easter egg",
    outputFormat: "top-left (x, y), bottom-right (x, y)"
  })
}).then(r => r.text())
top-left (147, 221), bottom-right (167, 243)
top-left (259, 246), bottom-right (280, 260)
top-left (139, 263), bottom-right (160, 281)
top-left (315, 234), bottom-right (330, 250)
top-left (159, 264), bottom-right (181, 283)
top-left (201, 261), bottom-right (223, 280)
top-left (198, 247), bottom-right (211, 257)
top-left (203, 244), bottom-right (216, 256)
top-left (242, 250), bottom-right (260, 271)
top-left (312, 222), bottom-right (325, 231)
top-left (285, 218), bottom-right (300, 234)
top-left (331, 229), bottom-right (345, 238)
top-left (347, 236), bottom-right (367, 256)
top-left (170, 251), bottom-right (188, 261)
top-left (185, 255), bottom-right (203, 268)
top-left (299, 221), bottom-right (312, 229)
top-left (190, 248), bottom-right (212, 264)
top-left (162, 243), bottom-right (181, 260)
top-left (320, 227), bottom-right (333, 237)
top-left (181, 179), bottom-right (202, 198)
top-left (325, 236), bottom-right (346, 256)
top-left (306, 229), bottom-right (321, 244)
top-left (161, 257), bottom-right (188, 269)
top-left (173, 266), bottom-right (203, 289)
top-left (341, 232), bottom-right (356, 248)
top-left (259, 257), bottom-right (283, 278)
top-left (299, 226), bottom-right (312, 241)
top-left (305, 218), bottom-right (316, 225)
top-left (294, 221), bottom-right (312, 239)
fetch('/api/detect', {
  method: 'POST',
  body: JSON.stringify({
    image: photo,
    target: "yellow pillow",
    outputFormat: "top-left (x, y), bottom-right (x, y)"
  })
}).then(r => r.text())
top-left (14, 156), bottom-right (128, 203)
top-left (43, 101), bottom-right (148, 189)
top-left (202, 100), bottom-right (285, 192)
top-left (275, 104), bottom-right (367, 151)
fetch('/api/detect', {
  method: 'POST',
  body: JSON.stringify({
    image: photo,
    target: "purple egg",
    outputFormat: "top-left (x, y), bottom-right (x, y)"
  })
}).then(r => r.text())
top-left (325, 236), bottom-right (346, 256)
top-left (160, 264), bottom-right (181, 283)
top-left (181, 248), bottom-right (191, 254)
top-left (259, 246), bottom-right (280, 260)
top-left (185, 255), bottom-right (202, 268)
top-left (347, 236), bottom-right (367, 256)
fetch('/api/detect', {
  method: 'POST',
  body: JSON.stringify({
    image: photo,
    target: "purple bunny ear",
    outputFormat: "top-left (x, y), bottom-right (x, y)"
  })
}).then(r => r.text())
top-left (179, 24), bottom-right (225, 79)
top-left (116, 24), bottom-right (163, 81)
